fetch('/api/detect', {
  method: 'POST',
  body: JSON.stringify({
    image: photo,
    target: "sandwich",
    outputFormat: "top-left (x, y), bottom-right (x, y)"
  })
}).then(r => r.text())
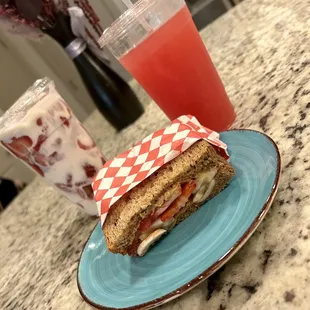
top-left (93, 116), bottom-right (234, 256)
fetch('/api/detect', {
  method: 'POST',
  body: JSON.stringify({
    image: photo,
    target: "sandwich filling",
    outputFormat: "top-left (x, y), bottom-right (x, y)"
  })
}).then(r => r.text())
top-left (130, 168), bottom-right (218, 256)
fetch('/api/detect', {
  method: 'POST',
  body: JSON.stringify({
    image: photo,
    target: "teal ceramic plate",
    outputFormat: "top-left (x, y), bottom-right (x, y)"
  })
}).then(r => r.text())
top-left (78, 130), bottom-right (281, 310)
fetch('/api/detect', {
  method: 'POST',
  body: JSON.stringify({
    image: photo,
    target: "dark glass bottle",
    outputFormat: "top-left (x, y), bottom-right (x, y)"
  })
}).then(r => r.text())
top-left (45, 12), bottom-right (144, 131)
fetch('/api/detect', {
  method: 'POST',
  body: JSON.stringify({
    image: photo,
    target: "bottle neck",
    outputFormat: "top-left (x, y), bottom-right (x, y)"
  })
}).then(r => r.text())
top-left (65, 38), bottom-right (87, 60)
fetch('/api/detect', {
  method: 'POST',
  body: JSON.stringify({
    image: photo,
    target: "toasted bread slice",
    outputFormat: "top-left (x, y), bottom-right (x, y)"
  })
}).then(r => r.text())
top-left (103, 140), bottom-right (234, 255)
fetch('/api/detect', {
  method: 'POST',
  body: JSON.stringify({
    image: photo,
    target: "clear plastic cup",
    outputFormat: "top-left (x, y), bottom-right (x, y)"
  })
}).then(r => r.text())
top-left (0, 78), bottom-right (105, 215)
top-left (99, 0), bottom-right (235, 132)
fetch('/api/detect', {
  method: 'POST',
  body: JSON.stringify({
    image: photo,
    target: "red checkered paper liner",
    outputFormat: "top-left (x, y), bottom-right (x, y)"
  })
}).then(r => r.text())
top-left (92, 115), bottom-right (229, 225)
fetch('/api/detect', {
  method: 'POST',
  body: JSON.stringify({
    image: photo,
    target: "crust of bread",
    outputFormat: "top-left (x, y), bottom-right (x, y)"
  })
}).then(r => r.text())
top-left (103, 140), bottom-right (234, 254)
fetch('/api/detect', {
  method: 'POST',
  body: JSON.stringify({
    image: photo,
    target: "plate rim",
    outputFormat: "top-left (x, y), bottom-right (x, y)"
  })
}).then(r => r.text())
top-left (77, 129), bottom-right (281, 310)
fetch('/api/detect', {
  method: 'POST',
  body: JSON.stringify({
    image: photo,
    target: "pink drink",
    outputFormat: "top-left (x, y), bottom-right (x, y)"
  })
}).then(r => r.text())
top-left (0, 78), bottom-right (105, 215)
top-left (120, 5), bottom-right (235, 132)
top-left (100, 0), bottom-right (235, 132)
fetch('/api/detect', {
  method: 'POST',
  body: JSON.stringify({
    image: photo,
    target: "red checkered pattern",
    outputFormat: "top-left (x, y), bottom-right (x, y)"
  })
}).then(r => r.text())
top-left (92, 115), bottom-right (229, 225)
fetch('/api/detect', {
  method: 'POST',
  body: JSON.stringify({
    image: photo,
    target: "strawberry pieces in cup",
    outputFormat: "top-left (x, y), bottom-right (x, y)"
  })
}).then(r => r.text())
top-left (2, 136), bottom-right (33, 158)
top-left (0, 78), bottom-right (106, 215)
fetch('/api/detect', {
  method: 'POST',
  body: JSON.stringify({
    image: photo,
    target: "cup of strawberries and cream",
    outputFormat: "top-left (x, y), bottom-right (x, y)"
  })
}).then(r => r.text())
top-left (0, 77), bottom-right (105, 215)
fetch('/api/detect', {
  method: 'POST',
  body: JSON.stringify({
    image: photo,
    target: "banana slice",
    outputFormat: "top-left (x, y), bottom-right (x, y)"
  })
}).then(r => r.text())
top-left (139, 218), bottom-right (175, 241)
top-left (193, 182), bottom-right (208, 203)
top-left (137, 229), bottom-right (167, 256)
top-left (193, 168), bottom-right (217, 203)
top-left (193, 168), bottom-right (217, 191)
top-left (201, 179), bottom-right (216, 201)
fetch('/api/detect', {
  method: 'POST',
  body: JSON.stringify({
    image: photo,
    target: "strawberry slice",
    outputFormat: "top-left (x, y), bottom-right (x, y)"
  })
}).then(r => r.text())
top-left (33, 134), bottom-right (47, 152)
top-left (60, 116), bottom-right (70, 127)
top-left (36, 118), bottom-right (43, 126)
top-left (83, 164), bottom-right (97, 178)
top-left (138, 187), bottom-right (182, 232)
top-left (77, 139), bottom-right (95, 150)
top-left (15, 136), bottom-right (32, 147)
top-left (34, 153), bottom-right (48, 167)
top-left (48, 152), bottom-right (64, 166)
top-left (29, 163), bottom-right (44, 176)
top-left (160, 181), bottom-right (196, 222)
top-left (2, 136), bottom-right (33, 157)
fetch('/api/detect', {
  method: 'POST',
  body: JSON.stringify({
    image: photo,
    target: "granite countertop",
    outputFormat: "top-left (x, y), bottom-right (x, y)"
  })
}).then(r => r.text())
top-left (1, 0), bottom-right (310, 309)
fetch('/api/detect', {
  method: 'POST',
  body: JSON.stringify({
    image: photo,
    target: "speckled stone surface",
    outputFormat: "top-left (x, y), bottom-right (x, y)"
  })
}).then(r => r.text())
top-left (1, 0), bottom-right (310, 309)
